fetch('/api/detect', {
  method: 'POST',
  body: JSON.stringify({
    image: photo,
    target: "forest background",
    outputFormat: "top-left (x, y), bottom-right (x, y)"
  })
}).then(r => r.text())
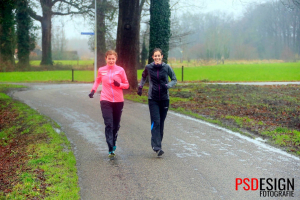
top-left (1, 0), bottom-right (300, 67)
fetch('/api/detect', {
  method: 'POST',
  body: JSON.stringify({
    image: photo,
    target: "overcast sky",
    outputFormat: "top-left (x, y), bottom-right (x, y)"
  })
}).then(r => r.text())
top-left (41, 0), bottom-right (274, 53)
top-left (49, 0), bottom-right (272, 39)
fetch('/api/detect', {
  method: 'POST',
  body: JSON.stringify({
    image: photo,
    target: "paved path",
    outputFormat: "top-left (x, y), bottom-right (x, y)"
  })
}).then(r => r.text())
top-left (12, 83), bottom-right (300, 200)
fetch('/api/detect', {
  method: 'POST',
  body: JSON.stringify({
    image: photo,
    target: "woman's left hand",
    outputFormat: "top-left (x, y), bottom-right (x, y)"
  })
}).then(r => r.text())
top-left (113, 80), bottom-right (120, 87)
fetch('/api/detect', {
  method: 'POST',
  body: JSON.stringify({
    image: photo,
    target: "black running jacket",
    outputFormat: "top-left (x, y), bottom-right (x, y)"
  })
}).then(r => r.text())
top-left (139, 62), bottom-right (177, 101)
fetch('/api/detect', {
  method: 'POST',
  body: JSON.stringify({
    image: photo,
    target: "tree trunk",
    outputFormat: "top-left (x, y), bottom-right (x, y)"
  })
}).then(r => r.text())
top-left (40, 13), bottom-right (53, 65)
top-left (97, 0), bottom-right (107, 68)
top-left (0, 23), bottom-right (2, 64)
top-left (116, 0), bottom-right (140, 90)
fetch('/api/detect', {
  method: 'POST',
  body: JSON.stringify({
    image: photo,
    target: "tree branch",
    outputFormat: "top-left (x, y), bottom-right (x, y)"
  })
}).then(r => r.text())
top-left (51, 0), bottom-right (61, 6)
top-left (140, 0), bottom-right (146, 16)
top-left (27, 6), bottom-right (43, 22)
top-left (52, 11), bottom-right (87, 16)
top-left (52, 0), bottom-right (94, 10)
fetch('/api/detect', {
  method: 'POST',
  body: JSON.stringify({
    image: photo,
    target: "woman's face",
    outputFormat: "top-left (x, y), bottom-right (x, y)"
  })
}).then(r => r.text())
top-left (152, 51), bottom-right (163, 64)
top-left (106, 54), bottom-right (117, 66)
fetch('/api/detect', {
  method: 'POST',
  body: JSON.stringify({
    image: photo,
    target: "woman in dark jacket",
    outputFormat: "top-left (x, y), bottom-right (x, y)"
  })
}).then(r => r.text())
top-left (137, 48), bottom-right (177, 156)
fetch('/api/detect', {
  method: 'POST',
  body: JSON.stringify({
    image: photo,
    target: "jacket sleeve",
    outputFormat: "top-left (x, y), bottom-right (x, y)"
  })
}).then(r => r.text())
top-left (138, 67), bottom-right (148, 88)
top-left (119, 69), bottom-right (129, 89)
top-left (166, 65), bottom-right (177, 88)
top-left (91, 69), bottom-right (102, 92)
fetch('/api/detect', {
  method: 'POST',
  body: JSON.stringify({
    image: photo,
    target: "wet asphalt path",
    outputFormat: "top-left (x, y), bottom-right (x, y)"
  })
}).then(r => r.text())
top-left (12, 83), bottom-right (300, 200)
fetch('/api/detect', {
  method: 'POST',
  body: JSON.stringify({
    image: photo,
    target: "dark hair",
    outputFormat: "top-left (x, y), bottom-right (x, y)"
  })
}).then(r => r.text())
top-left (152, 48), bottom-right (163, 56)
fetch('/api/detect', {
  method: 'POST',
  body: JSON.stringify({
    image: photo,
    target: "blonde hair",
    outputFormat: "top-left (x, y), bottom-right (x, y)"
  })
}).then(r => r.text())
top-left (105, 50), bottom-right (118, 59)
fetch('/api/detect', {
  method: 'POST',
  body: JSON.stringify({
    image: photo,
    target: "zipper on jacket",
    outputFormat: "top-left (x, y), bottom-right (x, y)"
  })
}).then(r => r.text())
top-left (157, 69), bottom-right (160, 100)
top-left (109, 69), bottom-right (115, 102)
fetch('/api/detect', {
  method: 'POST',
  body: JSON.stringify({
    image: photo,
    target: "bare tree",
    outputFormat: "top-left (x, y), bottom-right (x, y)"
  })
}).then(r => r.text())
top-left (282, 0), bottom-right (300, 8)
top-left (28, 0), bottom-right (92, 65)
top-left (52, 23), bottom-right (67, 60)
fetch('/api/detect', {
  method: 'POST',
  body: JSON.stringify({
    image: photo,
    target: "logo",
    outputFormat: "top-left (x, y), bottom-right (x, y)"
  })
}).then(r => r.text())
top-left (236, 178), bottom-right (294, 197)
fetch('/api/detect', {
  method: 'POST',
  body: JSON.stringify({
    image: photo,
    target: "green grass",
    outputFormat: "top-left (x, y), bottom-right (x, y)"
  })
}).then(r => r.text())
top-left (30, 60), bottom-right (94, 66)
top-left (0, 71), bottom-right (94, 82)
top-left (1, 62), bottom-right (299, 83)
top-left (138, 63), bottom-right (300, 82)
top-left (0, 84), bottom-right (79, 199)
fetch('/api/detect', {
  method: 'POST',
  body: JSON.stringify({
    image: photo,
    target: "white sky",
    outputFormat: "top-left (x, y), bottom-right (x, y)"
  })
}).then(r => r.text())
top-left (36, 0), bottom-right (273, 51)
top-left (53, 0), bottom-right (271, 39)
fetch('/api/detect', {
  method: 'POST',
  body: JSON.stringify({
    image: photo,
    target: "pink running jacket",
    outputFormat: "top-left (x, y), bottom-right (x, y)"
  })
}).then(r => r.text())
top-left (91, 65), bottom-right (129, 102)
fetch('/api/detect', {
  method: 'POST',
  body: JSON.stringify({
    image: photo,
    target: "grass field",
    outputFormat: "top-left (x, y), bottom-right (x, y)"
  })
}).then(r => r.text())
top-left (167, 59), bottom-right (287, 68)
top-left (167, 63), bottom-right (300, 82)
top-left (141, 62), bottom-right (300, 82)
top-left (30, 60), bottom-right (94, 66)
top-left (0, 71), bottom-right (94, 82)
top-left (1, 62), bottom-right (299, 83)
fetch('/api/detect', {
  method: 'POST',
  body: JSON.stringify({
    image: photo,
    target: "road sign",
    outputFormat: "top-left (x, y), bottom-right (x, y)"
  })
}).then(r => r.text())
top-left (81, 32), bottom-right (94, 35)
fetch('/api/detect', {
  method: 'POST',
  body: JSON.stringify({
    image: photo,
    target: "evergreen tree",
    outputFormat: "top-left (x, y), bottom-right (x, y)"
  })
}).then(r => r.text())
top-left (148, 0), bottom-right (171, 64)
top-left (0, 0), bottom-right (16, 70)
top-left (16, 0), bottom-right (35, 69)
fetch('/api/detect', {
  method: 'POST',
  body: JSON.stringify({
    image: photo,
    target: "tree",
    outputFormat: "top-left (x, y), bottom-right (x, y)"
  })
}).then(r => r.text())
top-left (16, 0), bottom-right (36, 69)
top-left (96, 0), bottom-right (107, 67)
top-left (86, 0), bottom-right (118, 67)
top-left (28, 0), bottom-right (92, 65)
top-left (140, 35), bottom-right (148, 68)
top-left (293, 0), bottom-right (300, 8)
top-left (148, 0), bottom-right (171, 64)
top-left (281, 0), bottom-right (300, 8)
top-left (0, 0), bottom-right (16, 70)
top-left (52, 24), bottom-right (67, 60)
top-left (116, 0), bottom-right (141, 90)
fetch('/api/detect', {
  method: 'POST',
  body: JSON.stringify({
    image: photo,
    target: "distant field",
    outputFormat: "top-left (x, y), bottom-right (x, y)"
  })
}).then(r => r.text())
top-left (138, 63), bottom-right (300, 82)
top-left (1, 62), bottom-right (299, 82)
top-left (30, 60), bottom-right (94, 66)
top-left (0, 71), bottom-right (94, 82)
top-left (167, 59), bottom-right (287, 68)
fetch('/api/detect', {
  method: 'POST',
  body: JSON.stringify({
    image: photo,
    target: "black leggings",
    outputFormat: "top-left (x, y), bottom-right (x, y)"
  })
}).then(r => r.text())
top-left (148, 99), bottom-right (169, 151)
top-left (100, 100), bottom-right (124, 152)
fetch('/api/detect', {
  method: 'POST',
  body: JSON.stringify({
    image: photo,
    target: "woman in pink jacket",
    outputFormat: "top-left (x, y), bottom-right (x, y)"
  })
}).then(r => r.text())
top-left (89, 50), bottom-right (129, 158)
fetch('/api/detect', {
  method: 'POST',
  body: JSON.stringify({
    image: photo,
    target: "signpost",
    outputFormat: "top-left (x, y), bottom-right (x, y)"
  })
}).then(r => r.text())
top-left (80, 0), bottom-right (97, 81)
top-left (81, 31), bottom-right (97, 81)
top-left (94, 0), bottom-right (97, 82)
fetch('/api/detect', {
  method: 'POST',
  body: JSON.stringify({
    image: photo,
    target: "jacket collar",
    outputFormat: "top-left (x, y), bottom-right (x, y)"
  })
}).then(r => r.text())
top-left (107, 64), bottom-right (117, 69)
top-left (151, 62), bottom-right (165, 68)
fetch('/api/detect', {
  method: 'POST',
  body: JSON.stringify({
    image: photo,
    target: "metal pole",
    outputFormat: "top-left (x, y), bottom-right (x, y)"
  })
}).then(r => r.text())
top-left (72, 69), bottom-right (74, 82)
top-left (182, 66), bottom-right (184, 82)
top-left (94, 0), bottom-right (97, 81)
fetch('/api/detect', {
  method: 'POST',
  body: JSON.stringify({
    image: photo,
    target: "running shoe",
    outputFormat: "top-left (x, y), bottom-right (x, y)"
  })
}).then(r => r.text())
top-left (108, 151), bottom-right (115, 158)
top-left (157, 149), bottom-right (164, 156)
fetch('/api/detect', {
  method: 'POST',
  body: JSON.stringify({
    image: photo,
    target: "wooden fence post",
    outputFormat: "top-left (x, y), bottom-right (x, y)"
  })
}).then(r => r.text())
top-left (182, 66), bottom-right (184, 82)
top-left (72, 69), bottom-right (74, 82)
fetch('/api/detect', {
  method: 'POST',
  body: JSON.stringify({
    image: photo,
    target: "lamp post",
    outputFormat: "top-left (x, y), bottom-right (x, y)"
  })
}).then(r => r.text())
top-left (94, 0), bottom-right (97, 81)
